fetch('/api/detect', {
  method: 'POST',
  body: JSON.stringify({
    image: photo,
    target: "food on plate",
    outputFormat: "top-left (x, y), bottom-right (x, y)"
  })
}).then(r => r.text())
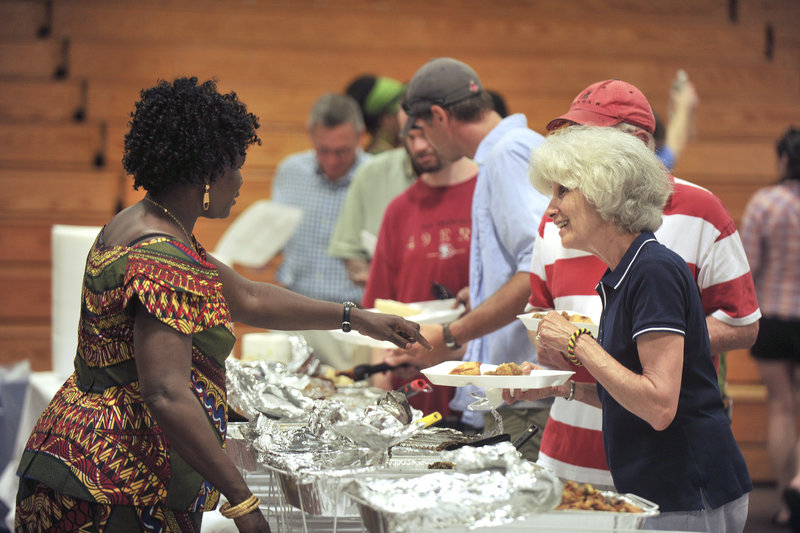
top-left (428, 461), bottom-right (455, 470)
top-left (448, 361), bottom-right (481, 375)
top-left (557, 481), bottom-right (643, 513)
top-left (374, 298), bottom-right (423, 317)
top-left (532, 310), bottom-right (594, 324)
top-left (484, 362), bottom-right (523, 376)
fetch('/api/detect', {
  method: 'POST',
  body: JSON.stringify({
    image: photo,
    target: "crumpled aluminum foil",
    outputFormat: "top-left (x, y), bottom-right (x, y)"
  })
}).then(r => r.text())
top-left (226, 358), bottom-right (315, 420)
top-left (343, 441), bottom-right (563, 533)
top-left (246, 395), bottom-right (428, 472)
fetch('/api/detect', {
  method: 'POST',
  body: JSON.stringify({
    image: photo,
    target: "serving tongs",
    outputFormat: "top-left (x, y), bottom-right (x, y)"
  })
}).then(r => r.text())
top-left (443, 423), bottom-right (539, 452)
top-left (336, 362), bottom-right (412, 381)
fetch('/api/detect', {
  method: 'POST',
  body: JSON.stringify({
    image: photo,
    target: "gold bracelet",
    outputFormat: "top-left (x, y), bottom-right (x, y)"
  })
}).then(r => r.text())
top-left (219, 494), bottom-right (261, 519)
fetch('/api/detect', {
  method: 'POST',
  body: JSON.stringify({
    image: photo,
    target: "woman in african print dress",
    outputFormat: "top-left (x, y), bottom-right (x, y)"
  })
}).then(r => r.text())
top-left (14, 77), bottom-right (430, 533)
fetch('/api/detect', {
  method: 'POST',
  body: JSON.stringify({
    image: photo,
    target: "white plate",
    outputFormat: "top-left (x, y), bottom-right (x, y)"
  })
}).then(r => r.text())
top-left (421, 361), bottom-right (574, 389)
top-left (213, 200), bottom-right (302, 267)
top-left (517, 310), bottom-right (599, 337)
top-left (328, 299), bottom-right (465, 349)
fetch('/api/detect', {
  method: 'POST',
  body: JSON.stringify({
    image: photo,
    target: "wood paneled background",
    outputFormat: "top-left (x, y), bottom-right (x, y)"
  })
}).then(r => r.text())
top-left (1, 0), bottom-right (798, 481)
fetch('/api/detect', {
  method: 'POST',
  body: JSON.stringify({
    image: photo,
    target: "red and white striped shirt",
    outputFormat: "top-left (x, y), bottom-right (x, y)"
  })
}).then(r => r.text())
top-left (740, 180), bottom-right (800, 320)
top-left (529, 176), bottom-right (761, 486)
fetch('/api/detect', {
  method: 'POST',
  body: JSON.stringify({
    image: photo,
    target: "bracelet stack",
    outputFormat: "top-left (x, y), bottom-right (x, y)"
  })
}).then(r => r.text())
top-left (566, 328), bottom-right (593, 367)
top-left (219, 494), bottom-right (261, 519)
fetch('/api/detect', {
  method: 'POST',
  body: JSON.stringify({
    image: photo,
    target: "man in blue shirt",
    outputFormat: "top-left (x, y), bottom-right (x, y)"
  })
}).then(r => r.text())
top-left (272, 93), bottom-right (369, 305)
top-left (387, 58), bottom-right (551, 459)
top-left (271, 93), bottom-right (370, 368)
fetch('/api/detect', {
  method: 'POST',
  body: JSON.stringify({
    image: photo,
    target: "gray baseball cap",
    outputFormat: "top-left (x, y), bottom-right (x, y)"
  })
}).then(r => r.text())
top-left (401, 57), bottom-right (484, 137)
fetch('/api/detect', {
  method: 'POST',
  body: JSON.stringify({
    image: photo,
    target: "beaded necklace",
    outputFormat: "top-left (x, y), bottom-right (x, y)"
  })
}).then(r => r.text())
top-left (144, 196), bottom-right (194, 245)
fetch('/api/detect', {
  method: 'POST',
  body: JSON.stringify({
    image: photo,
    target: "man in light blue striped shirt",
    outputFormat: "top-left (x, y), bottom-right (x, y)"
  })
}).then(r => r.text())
top-left (272, 93), bottom-right (370, 305)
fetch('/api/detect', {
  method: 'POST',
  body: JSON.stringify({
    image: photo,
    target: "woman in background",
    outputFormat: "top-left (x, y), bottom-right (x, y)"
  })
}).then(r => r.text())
top-left (14, 77), bottom-right (429, 533)
top-left (740, 127), bottom-right (800, 530)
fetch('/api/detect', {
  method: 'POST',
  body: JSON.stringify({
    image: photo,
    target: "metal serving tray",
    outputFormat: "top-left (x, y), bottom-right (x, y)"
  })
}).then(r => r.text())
top-left (266, 456), bottom-right (445, 517)
top-left (350, 489), bottom-right (658, 533)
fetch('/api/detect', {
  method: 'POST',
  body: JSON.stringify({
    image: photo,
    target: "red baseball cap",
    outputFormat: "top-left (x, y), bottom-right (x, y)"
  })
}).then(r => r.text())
top-left (546, 79), bottom-right (655, 135)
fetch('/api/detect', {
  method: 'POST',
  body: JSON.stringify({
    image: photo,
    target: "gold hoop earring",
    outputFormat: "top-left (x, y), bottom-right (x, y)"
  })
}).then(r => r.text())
top-left (203, 184), bottom-right (210, 211)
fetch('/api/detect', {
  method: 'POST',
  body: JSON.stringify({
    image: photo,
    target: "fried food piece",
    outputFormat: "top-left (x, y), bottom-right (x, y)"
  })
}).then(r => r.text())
top-left (565, 312), bottom-right (594, 324)
top-left (449, 361), bottom-right (481, 375)
top-left (428, 461), bottom-right (455, 469)
top-left (374, 298), bottom-right (422, 317)
top-left (531, 311), bottom-right (594, 324)
top-left (556, 481), bottom-right (643, 513)
top-left (484, 362), bottom-right (523, 375)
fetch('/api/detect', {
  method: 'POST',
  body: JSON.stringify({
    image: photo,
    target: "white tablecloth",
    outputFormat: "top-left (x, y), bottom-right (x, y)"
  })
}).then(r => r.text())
top-left (0, 371), bottom-right (65, 529)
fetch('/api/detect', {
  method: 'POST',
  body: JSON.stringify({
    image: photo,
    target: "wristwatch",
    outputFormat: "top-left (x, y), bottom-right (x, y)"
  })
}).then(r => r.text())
top-left (342, 301), bottom-right (357, 332)
top-left (442, 322), bottom-right (461, 350)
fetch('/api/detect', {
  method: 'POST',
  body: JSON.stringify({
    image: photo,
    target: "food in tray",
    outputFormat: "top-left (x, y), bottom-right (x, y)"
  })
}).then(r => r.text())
top-left (484, 362), bottom-right (523, 376)
top-left (318, 367), bottom-right (355, 387)
top-left (448, 361), bottom-right (482, 375)
top-left (557, 481), bottom-right (643, 513)
top-left (374, 298), bottom-right (423, 317)
top-left (532, 310), bottom-right (595, 324)
top-left (428, 461), bottom-right (455, 469)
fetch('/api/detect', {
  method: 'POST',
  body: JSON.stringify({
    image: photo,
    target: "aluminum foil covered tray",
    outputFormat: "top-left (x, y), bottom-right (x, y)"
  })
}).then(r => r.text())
top-left (241, 401), bottom-right (466, 517)
top-left (343, 442), bottom-right (563, 533)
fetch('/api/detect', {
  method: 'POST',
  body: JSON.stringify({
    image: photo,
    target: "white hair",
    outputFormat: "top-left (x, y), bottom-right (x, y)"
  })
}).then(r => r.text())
top-left (529, 126), bottom-right (671, 233)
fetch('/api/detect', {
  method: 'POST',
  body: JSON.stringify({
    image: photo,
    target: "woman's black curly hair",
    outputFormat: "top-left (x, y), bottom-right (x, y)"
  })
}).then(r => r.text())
top-left (123, 77), bottom-right (261, 194)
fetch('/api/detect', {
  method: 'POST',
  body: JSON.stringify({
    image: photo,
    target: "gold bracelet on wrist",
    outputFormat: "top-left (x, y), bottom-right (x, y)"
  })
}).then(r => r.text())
top-left (219, 494), bottom-right (261, 519)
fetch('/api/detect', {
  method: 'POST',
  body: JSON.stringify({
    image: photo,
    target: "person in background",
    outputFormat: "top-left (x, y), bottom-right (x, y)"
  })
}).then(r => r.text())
top-left (362, 116), bottom-right (478, 423)
top-left (271, 93), bottom-right (371, 368)
top-left (654, 69), bottom-right (699, 171)
top-left (528, 79), bottom-right (760, 490)
top-left (740, 126), bottom-right (800, 530)
top-left (345, 74), bottom-right (406, 154)
top-left (387, 57), bottom-right (551, 459)
top-left (328, 109), bottom-right (417, 287)
top-left (487, 89), bottom-right (509, 118)
top-left (13, 77), bottom-right (429, 533)
top-left (329, 95), bottom-right (510, 289)
top-left (508, 125), bottom-right (751, 532)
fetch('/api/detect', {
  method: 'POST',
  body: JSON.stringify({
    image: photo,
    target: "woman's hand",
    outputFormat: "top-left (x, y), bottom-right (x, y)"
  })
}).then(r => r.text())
top-left (352, 308), bottom-right (433, 351)
top-left (501, 361), bottom-right (569, 404)
top-left (233, 508), bottom-right (271, 532)
top-left (535, 343), bottom-right (573, 371)
top-left (536, 311), bottom-right (577, 354)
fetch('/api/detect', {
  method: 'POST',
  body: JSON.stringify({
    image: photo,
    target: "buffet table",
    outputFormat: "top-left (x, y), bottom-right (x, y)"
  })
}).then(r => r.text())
top-left (0, 357), bottom-right (686, 532)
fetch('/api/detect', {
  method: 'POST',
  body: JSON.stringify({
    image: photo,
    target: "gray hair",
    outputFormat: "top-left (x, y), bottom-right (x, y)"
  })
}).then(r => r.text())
top-left (529, 126), bottom-right (671, 234)
top-left (307, 93), bottom-right (365, 132)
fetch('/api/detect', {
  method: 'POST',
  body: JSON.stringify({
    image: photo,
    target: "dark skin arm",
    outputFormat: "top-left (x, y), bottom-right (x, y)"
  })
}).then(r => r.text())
top-left (134, 308), bottom-right (269, 532)
top-left (208, 255), bottom-right (431, 350)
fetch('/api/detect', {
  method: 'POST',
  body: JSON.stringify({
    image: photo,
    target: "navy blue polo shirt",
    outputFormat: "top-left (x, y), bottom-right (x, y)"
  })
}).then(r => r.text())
top-left (595, 232), bottom-right (751, 512)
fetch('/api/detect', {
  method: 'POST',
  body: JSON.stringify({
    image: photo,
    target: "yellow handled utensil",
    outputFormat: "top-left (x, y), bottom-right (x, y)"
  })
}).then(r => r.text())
top-left (417, 411), bottom-right (442, 428)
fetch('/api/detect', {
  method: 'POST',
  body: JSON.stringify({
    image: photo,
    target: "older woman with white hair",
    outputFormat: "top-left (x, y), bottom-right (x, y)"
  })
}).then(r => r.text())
top-left (504, 126), bottom-right (751, 532)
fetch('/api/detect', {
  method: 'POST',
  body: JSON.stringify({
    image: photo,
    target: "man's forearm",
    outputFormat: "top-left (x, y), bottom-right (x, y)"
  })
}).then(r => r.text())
top-left (706, 315), bottom-right (759, 354)
top-left (449, 271), bottom-right (531, 345)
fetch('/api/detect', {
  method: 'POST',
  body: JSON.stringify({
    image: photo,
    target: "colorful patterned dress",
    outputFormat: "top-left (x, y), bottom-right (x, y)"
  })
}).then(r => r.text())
top-left (15, 234), bottom-right (235, 532)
